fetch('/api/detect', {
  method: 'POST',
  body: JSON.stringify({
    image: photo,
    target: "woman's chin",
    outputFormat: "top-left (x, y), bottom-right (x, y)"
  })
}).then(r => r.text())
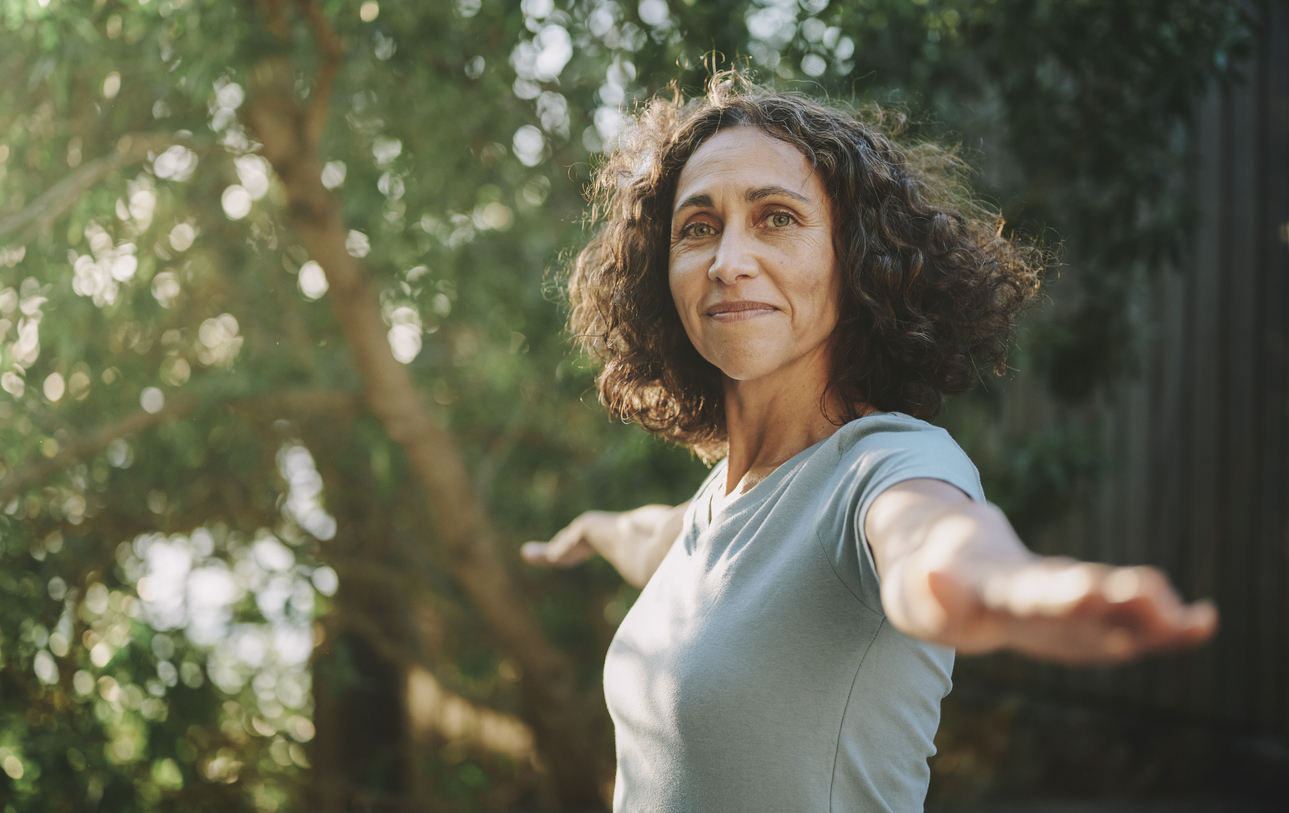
top-left (714, 360), bottom-right (786, 385)
top-left (707, 347), bottom-right (828, 389)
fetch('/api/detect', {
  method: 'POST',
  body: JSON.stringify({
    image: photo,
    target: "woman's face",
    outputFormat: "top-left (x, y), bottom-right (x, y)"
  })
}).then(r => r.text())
top-left (668, 127), bottom-right (839, 389)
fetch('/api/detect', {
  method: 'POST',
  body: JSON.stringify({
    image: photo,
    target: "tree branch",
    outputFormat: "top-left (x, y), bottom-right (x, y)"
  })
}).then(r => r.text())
top-left (0, 394), bottom-right (198, 505)
top-left (296, 0), bottom-right (344, 152)
top-left (325, 610), bottom-right (536, 761)
top-left (328, 555), bottom-right (430, 597)
top-left (235, 390), bottom-right (361, 423)
top-left (0, 390), bottom-right (359, 504)
top-left (406, 664), bottom-right (536, 762)
top-left (325, 610), bottom-right (432, 674)
top-left (0, 133), bottom-right (196, 241)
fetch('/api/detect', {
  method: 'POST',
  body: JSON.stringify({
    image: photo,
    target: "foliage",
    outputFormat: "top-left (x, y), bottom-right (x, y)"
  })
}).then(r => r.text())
top-left (0, 0), bottom-right (1250, 810)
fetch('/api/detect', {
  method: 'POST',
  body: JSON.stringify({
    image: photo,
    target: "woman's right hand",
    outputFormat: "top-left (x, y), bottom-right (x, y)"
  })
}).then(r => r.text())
top-left (522, 502), bottom-right (689, 588)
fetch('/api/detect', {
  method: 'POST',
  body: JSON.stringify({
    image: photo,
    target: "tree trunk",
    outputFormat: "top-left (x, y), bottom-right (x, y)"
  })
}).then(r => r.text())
top-left (240, 3), bottom-right (605, 807)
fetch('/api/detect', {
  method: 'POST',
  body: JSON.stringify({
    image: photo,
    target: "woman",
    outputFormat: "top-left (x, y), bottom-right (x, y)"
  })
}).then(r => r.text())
top-left (523, 76), bottom-right (1217, 812)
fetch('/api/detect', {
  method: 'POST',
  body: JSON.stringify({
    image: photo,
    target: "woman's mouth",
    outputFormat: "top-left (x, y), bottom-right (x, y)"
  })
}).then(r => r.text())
top-left (706, 301), bottom-right (777, 321)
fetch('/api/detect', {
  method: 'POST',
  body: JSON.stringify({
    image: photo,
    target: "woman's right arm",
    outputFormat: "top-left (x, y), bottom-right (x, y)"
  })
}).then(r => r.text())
top-left (522, 502), bottom-right (689, 588)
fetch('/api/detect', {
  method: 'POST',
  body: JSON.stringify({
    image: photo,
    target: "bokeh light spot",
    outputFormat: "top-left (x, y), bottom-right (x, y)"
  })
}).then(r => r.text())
top-left (43, 372), bottom-right (65, 402)
top-left (140, 387), bottom-right (165, 414)
top-left (320, 160), bottom-right (347, 189)
top-left (169, 223), bottom-right (196, 252)
top-left (298, 261), bottom-right (329, 300)
top-left (221, 185), bottom-right (253, 220)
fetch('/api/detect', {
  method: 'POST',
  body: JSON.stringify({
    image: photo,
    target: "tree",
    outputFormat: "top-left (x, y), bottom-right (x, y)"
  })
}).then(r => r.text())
top-left (0, 1), bottom-right (1248, 810)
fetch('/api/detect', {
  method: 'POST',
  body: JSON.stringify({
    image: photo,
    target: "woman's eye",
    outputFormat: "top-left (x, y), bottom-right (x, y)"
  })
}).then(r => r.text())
top-left (683, 222), bottom-right (714, 238)
top-left (769, 212), bottom-right (794, 228)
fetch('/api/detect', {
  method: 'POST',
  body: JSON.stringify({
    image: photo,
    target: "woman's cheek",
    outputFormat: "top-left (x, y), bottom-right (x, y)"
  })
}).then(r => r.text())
top-left (668, 264), bottom-right (700, 320)
top-left (677, 309), bottom-right (706, 360)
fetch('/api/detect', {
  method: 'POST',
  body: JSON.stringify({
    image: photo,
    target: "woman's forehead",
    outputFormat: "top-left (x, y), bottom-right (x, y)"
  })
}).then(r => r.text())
top-left (674, 127), bottom-right (823, 210)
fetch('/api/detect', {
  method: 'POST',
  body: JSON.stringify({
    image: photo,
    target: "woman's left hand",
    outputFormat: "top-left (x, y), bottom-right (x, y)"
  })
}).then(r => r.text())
top-left (923, 559), bottom-right (1218, 664)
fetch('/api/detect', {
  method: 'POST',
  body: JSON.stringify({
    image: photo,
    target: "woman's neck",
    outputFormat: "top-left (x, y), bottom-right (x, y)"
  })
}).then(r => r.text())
top-left (720, 362), bottom-right (859, 497)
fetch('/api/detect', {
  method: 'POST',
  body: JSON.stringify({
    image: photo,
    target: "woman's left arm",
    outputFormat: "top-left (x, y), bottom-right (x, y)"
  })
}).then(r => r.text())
top-left (865, 479), bottom-right (1218, 664)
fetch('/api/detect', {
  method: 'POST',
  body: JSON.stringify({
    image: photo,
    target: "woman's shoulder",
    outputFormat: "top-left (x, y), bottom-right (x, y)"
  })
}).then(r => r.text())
top-left (820, 411), bottom-right (982, 502)
top-left (830, 411), bottom-right (961, 456)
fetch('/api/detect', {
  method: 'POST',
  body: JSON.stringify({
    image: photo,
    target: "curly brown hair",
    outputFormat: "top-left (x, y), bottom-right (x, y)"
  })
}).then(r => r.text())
top-left (567, 74), bottom-right (1044, 460)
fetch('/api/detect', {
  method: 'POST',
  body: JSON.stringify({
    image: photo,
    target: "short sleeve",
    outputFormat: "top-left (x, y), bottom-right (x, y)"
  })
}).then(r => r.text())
top-left (816, 414), bottom-right (985, 613)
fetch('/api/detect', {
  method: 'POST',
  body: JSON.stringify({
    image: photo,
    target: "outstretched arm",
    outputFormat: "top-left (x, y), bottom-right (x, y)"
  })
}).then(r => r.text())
top-left (522, 502), bottom-right (690, 589)
top-left (866, 479), bottom-right (1217, 664)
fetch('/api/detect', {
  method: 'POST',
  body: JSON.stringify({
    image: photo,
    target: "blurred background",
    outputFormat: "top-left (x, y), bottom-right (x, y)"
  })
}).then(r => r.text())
top-left (0, 0), bottom-right (1285, 811)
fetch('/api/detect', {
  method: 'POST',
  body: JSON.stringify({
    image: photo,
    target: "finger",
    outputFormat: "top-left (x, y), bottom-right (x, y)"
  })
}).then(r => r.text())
top-left (1179, 599), bottom-right (1218, 643)
top-left (1100, 569), bottom-right (1179, 623)
top-left (1101, 567), bottom-right (1190, 617)
top-left (1101, 566), bottom-right (1155, 604)
top-left (1098, 568), bottom-right (1217, 644)
top-left (521, 542), bottom-right (554, 566)
top-left (522, 540), bottom-right (592, 567)
top-left (982, 560), bottom-right (1102, 617)
top-left (545, 524), bottom-right (593, 561)
top-left (1082, 594), bottom-right (1218, 660)
top-left (521, 527), bottom-right (595, 568)
top-left (1188, 599), bottom-right (1219, 632)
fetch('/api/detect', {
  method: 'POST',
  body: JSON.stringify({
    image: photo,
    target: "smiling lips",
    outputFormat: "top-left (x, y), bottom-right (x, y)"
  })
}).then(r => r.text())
top-left (706, 300), bottom-right (778, 321)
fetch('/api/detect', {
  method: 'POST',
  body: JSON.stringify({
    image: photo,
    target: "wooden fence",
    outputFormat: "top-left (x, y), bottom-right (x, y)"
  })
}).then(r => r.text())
top-left (958, 1), bottom-right (1289, 738)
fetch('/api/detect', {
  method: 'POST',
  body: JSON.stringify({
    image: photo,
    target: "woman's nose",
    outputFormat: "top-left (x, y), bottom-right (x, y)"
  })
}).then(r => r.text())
top-left (708, 228), bottom-right (760, 284)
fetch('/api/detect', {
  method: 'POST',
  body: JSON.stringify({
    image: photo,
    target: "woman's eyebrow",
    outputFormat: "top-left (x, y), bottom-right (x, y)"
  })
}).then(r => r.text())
top-left (673, 185), bottom-right (810, 219)
top-left (673, 193), bottom-right (713, 218)
top-left (745, 184), bottom-right (810, 204)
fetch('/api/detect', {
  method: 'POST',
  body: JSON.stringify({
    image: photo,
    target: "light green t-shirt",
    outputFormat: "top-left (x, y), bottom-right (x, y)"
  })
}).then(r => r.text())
top-left (603, 413), bottom-right (985, 812)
